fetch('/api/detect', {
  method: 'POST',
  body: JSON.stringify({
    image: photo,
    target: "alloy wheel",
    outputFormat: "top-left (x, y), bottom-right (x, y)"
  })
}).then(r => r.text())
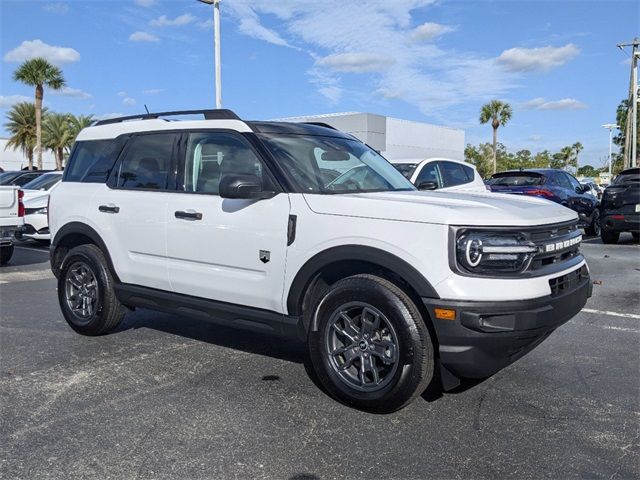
top-left (64, 261), bottom-right (99, 323)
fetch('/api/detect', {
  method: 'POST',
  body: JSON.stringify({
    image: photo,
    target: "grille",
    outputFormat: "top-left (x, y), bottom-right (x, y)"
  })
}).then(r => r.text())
top-left (549, 265), bottom-right (588, 297)
top-left (527, 221), bottom-right (582, 272)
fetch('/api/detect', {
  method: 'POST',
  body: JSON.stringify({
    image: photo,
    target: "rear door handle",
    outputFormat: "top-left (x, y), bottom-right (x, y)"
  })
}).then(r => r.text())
top-left (98, 204), bottom-right (119, 214)
top-left (175, 210), bottom-right (203, 220)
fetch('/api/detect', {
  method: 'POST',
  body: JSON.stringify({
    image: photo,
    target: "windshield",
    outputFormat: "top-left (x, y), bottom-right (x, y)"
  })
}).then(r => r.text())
top-left (22, 173), bottom-right (61, 191)
top-left (487, 173), bottom-right (544, 186)
top-left (259, 134), bottom-right (415, 194)
top-left (392, 163), bottom-right (418, 180)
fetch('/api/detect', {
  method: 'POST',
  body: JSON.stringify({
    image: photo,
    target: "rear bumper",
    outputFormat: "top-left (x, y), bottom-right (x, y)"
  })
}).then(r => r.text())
top-left (0, 225), bottom-right (19, 247)
top-left (423, 265), bottom-right (591, 380)
top-left (601, 212), bottom-right (639, 233)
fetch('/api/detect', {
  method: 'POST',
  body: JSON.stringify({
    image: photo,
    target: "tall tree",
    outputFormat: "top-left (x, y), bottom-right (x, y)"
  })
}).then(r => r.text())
top-left (43, 113), bottom-right (73, 170)
top-left (69, 114), bottom-right (94, 139)
top-left (479, 100), bottom-right (513, 174)
top-left (572, 142), bottom-right (583, 170)
top-left (13, 57), bottom-right (65, 170)
top-left (4, 102), bottom-right (48, 170)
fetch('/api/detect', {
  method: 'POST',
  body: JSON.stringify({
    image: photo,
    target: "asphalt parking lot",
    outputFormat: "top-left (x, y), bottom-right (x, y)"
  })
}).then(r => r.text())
top-left (1, 237), bottom-right (639, 480)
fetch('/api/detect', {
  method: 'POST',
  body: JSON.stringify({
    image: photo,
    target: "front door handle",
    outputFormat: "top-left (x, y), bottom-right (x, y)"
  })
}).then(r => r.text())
top-left (98, 204), bottom-right (119, 214)
top-left (175, 210), bottom-right (203, 220)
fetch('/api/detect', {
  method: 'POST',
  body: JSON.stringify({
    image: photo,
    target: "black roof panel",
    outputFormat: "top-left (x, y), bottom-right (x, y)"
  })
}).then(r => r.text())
top-left (248, 121), bottom-right (354, 139)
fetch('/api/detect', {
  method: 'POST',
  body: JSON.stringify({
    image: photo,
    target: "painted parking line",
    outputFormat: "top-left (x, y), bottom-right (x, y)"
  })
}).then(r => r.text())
top-left (15, 246), bottom-right (49, 253)
top-left (0, 269), bottom-right (53, 283)
top-left (582, 308), bottom-right (640, 320)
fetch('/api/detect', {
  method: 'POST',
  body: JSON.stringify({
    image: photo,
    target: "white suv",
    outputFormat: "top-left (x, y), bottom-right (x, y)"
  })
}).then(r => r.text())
top-left (50, 109), bottom-right (591, 412)
top-left (390, 157), bottom-right (488, 193)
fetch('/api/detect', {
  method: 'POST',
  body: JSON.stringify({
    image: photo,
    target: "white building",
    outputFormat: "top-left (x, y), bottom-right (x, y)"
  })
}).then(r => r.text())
top-left (276, 112), bottom-right (465, 161)
top-left (0, 138), bottom-right (57, 171)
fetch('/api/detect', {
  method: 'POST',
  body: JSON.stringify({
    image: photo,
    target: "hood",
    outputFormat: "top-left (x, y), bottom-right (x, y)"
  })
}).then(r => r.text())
top-left (303, 190), bottom-right (577, 227)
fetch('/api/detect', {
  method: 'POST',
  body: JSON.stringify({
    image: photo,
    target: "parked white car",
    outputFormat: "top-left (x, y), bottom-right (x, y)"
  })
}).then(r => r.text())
top-left (0, 185), bottom-right (25, 264)
top-left (18, 171), bottom-right (62, 242)
top-left (389, 157), bottom-right (488, 193)
top-left (50, 109), bottom-right (591, 413)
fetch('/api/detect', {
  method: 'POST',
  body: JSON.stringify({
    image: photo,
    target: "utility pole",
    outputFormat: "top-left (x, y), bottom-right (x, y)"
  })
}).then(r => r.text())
top-left (198, 0), bottom-right (222, 109)
top-left (602, 124), bottom-right (619, 175)
top-left (618, 38), bottom-right (639, 168)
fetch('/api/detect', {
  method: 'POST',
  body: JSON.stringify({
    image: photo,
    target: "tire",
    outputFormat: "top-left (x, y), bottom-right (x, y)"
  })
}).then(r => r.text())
top-left (0, 244), bottom-right (14, 265)
top-left (57, 244), bottom-right (126, 335)
top-left (600, 228), bottom-right (620, 244)
top-left (308, 274), bottom-right (434, 413)
top-left (585, 209), bottom-right (600, 237)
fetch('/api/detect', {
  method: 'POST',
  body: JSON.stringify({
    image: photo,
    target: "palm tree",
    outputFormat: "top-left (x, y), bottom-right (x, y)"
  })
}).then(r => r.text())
top-left (43, 113), bottom-right (74, 170)
top-left (479, 100), bottom-right (513, 173)
top-left (572, 142), bottom-right (583, 172)
top-left (13, 57), bottom-right (65, 170)
top-left (4, 102), bottom-right (48, 170)
top-left (69, 114), bottom-right (94, 140)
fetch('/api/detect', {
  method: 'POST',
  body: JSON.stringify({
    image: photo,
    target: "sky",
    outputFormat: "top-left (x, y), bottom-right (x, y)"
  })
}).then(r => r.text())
top-left (0, 0), bottom-right (637, 168)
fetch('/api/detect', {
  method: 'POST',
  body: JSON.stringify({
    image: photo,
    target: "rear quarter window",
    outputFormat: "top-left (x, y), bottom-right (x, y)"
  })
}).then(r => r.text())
top-left (64, 138), bottom-right (126, 183)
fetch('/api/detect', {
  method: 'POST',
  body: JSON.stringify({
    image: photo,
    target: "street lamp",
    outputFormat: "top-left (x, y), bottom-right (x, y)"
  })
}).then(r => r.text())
top-left (197, 0), bottom-right (222, 109)
top-left (602, 123), bottom-right (619, 175)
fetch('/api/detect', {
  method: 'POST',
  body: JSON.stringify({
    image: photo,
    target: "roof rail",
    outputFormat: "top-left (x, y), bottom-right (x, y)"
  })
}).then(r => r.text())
top-left (94, 109), bottom-right (241, 126)
top-left (301, 121), bottom-right (338, 131)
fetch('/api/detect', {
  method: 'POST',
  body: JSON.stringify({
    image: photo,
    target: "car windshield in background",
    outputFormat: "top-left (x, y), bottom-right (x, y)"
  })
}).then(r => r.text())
top-left (487, 173), bottom-right (544, 186)
top-left (613, 169), bottom-right (640, 185)
top-left (22, 173), bottom-right (61, 191)
top-left (393, 163), bottom-right (418, 180)
top-left (259, 134), bottom-right (415, 194)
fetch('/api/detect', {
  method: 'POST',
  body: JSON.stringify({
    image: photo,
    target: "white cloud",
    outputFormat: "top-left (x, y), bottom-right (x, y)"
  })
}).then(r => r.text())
top-left (528, 134), bottom-right (543, 141)
top-left (129, 31), bottom-right (159, 42)
top-left (117, 91), bottom-right (127, 97)
top-left (316, 52), bottom-right (395, 73)
top-left (50, 86), bottom-right (92, 99)
top-left (498, 44), bottom-right (580, 72)
top-left (96, 112), bottom-right (124, 120)
top-left (150, 13), bottom-right (197, 27)
top-left (522, 97), bottom-right (587, 110)
top-left (122, 97), bottom-right (136, 106)
top-left (4, 39), bottom-right (80, 65)
top-left (142, 88), bottom-right (163, 95)
top-left (224, 2), bottom-right (291, 47)
top-left (411, 22), bottom-right (455, 41)
top-left (43, 3), bottom-right (69, 14)
top-left (222, 0), bottom-right (520, 121)
top-left (134, 0), bottom-right (155, 6)
top-left (0, 95), bottom-right (31, 108)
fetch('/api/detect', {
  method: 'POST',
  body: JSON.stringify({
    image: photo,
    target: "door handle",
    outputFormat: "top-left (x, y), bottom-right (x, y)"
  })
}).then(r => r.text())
top-left (98, 204), bottom-right (119, 214)
top-left (175, 210), bottom-right (203, 220)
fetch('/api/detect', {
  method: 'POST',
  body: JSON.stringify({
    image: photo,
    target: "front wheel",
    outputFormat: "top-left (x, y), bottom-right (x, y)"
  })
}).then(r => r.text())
top-left (58, 244), bottom-right (126, 335)
top-left (585, 209), bottom-right (600, 237)
top-left (308, 274), bottom-right (434, 413)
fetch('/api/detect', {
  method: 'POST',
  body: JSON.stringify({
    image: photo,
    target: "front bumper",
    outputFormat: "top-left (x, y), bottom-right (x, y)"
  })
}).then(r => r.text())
top-left (423, 265), bottom-right (591, 381)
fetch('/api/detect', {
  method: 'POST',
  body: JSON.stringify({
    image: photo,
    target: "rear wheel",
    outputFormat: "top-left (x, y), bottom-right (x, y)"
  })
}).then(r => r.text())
top-left (308, 274), bottom-right (434, 413)
top-left (0, 244), bottom-right (14, 265)
top-left (600, 228), bottom-right (620, 244)
top-left (58, 244), bottom-right (125, 335)
top-left (585, 209), bottom-right (600, 237)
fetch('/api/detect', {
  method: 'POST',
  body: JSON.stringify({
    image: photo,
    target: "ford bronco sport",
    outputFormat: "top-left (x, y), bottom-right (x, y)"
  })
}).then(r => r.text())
top-left (50, 109), bottom-right (592, 412)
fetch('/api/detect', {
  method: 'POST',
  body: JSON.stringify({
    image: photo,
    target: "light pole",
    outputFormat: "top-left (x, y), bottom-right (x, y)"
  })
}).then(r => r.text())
top-left (602, 123), bottom-right (619, 175)
top-left (198, 0), bottom-right (222, 109)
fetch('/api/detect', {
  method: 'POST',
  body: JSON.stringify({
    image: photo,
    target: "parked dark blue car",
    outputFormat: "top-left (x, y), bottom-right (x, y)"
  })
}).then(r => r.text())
top-left (486, 169), bottom-right (600, 236)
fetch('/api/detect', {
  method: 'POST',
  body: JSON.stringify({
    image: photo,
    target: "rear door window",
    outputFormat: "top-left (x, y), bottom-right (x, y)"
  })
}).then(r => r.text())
top-left (115, 133), bottom-right (178, 190)
top-left (439, 161), bottom-right (473, 188)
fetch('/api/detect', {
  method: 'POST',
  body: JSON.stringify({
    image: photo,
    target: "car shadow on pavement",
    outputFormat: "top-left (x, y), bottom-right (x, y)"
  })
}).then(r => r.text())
top-left (120, 312), bottom-right (307, 364)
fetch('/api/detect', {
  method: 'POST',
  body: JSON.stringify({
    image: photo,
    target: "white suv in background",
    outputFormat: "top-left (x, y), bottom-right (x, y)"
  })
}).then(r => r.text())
top-left (390, 157), bottom-right (488, 193)
top-left (49, 109), bottom-right (591, 412)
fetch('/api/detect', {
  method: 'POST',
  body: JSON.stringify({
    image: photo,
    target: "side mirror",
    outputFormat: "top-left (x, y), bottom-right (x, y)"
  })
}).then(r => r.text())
top-left (417, 181), bottom-right (438, 191)
top-left (578, 185), bottom-right (589, 194)
top-left (219, 174), bottom-right (276, 200)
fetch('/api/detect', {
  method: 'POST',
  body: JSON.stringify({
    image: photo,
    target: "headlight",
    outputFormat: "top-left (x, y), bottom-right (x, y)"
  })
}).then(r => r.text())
top-left (456, 231), bottom-right (539, 274)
